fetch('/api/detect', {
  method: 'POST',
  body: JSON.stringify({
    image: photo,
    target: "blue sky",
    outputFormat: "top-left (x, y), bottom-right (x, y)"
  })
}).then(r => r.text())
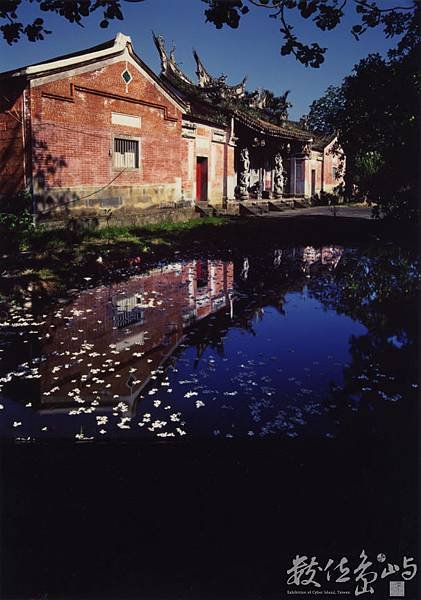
top-left (0, 0), bottom-right (405, 120)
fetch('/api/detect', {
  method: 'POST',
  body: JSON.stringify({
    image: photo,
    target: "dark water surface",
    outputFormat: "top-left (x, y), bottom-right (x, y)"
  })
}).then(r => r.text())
top-left (0, 242), bottom-right (419, 599)
top-left (1, 245), bottom-right (418, 442)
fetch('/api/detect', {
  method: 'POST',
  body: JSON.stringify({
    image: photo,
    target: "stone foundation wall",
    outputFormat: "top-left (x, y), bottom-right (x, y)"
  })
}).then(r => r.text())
top-left (38, 206), bottom-right (197, 229)
top-left (35, 182), bottom-right (183, 218)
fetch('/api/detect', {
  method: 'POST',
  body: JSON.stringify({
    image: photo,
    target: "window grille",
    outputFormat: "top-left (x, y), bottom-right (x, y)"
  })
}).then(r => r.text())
top-left (121, 69), bottom-right (132, 84)
top-left (114, 138), bottom-right (139, 169)
top-left (112, 295), bottom-right (144, 328)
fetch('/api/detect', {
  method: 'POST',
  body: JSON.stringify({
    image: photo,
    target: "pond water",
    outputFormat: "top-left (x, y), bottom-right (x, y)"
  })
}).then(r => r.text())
top-left (0, 244), bottom-right (418, 442)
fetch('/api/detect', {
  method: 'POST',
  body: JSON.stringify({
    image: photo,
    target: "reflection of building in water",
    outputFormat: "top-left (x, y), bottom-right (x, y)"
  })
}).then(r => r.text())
top-left (321, 246), bottom-right (343, 269)
top-left (37, 260), bottom-right (233, 413)
top-left (112, 294), bottom-right (145, 329)
top-left (284, 246), bottom-right (343, 274)
top-left (302, 246), bottom-right (321, 266)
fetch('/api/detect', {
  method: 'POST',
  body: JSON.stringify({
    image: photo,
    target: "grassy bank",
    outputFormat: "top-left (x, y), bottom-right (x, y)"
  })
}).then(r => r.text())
top-left (0, 216), bottom-right (230, 306)
top-left (0, 211), bottom-right (417, 309)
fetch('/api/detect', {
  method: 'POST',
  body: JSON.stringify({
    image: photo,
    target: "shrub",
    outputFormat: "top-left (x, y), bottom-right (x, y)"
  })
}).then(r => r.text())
top-left (0, 191), bottom-right (34, 252)
top-left (311, 190), bottom-right (341, 206)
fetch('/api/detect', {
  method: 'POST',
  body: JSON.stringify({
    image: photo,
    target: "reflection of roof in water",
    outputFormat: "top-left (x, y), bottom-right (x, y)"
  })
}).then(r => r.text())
top-left (34, 260), bottom-right (234, 412)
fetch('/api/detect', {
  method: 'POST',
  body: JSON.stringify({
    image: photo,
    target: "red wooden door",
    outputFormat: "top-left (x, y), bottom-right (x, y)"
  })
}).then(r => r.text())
top-left (196, 157), bottom-right (208, 202)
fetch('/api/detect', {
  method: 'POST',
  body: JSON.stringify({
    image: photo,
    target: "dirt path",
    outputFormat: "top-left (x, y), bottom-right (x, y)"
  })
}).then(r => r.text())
top-left (261, 205), bottom-right (373, 219)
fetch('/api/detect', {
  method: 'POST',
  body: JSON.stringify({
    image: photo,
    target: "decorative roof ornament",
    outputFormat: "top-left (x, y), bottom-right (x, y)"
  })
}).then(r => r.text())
top-left (152, 31), bottom-right (194, 86)
top-left (247, 88), bottom-right (291, 125)
top-left (229, 76), bottom-right (248, 99)
top-left (248, 88), bottom-right (269, 110)
top-left (278, 90), bottom-right (291, 121)
top-left (152, 32), bottom-right (168, 72)
top-left (193, 49), bottom-right (214, 88)
top-left (192, 48), bottom-right (247, 99)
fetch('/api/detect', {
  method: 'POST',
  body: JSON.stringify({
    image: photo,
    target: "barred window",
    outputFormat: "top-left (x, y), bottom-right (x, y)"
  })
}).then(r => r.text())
top-left (114, 137), bottom-right (139, 169)
top-left (332, 166), bottom-right (338, 180)
top-left (112, 294), bottom-right (144, 328)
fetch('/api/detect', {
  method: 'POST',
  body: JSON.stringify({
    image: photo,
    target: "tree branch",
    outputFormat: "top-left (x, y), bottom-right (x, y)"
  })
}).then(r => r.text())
top-left (353, 0), bottom-right (415, 13)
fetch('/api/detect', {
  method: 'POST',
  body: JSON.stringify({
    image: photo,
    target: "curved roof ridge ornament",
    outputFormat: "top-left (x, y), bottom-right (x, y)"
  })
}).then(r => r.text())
top-left (249, 88), bottom-right (268, 109)
top-left (152, 31), bottom-right (194, 85)
top-left (152, 31), bottom-right (168, 74)
top-left (229, 75), bottom-right (247, 98)
top-left (193, 48), bottom-right (247, 98)
top-left (193, 48), bottom-right (214, 88)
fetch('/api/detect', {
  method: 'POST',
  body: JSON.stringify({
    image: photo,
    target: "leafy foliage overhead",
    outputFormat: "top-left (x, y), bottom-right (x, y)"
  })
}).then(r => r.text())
top-left (300, 5), bottom-right (420, 221)
top-left (299, 85), bottom-right (344, 135)
top-left (0, 0), bottom-right (417, 68)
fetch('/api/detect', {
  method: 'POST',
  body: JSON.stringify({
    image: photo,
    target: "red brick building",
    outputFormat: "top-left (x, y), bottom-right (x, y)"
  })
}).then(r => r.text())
top-left (0, 33), bottom-right (344, 222)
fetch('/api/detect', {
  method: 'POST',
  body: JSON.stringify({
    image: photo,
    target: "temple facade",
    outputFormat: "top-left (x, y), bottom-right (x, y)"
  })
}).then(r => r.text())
top-left (0, 33), bottom-right (344, 222)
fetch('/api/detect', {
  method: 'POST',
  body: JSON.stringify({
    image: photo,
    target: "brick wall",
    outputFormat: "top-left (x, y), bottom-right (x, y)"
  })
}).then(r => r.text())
top-left (304, 153), bottom-right (323, 197)
top-left (0, 79), bottom-right (26, 198)
top-left (29, 59), bottom-right (184, 214)
top-left (323, 144), bottom-right (344, 193)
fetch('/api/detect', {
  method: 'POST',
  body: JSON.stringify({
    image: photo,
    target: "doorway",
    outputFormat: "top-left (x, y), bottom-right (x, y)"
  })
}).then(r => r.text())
top-left (196, 157), bottom-right (208, 202)
top-left (295, 159), bottom-right (305, 195)
top-left (311, 169), bottom-right (316, 196)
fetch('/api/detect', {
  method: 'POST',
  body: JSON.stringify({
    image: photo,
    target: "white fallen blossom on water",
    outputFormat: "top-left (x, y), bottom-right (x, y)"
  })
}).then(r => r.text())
top-left (68, 407), bottom-right (94, 415)
top-left (75, 431), bottom-right (94, 441)
top-left (148, 420), bottom-right (167, 431)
